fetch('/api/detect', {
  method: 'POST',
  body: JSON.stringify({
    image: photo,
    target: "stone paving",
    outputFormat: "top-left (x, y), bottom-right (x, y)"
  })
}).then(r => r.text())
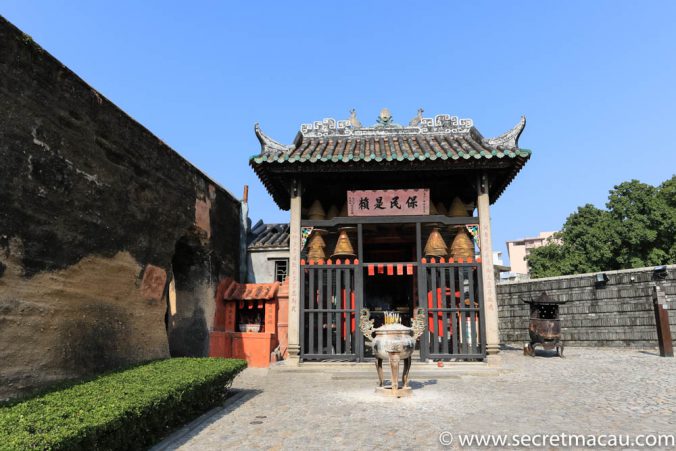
top-left (157, 349), bottom-right (676, 450)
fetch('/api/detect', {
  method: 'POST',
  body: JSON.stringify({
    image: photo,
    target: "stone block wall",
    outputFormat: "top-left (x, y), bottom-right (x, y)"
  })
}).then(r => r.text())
top-left (497, 266), bottom-right (676, 347)
top-left (0, 16), bottom-right (241, 400)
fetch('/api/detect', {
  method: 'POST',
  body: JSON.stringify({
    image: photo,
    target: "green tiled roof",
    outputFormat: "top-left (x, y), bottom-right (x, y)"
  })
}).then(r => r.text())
top-left (251, 133), bottom-right (530, 164)
top-left (249, 114), bottom-right (532, 209)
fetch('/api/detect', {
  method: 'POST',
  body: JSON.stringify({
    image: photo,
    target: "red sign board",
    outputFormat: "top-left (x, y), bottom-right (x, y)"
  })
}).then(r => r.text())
top-left (347, 189), bottom-right (429, 216)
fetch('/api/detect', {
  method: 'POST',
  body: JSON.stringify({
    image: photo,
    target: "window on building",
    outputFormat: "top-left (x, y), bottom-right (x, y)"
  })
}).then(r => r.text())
top-left (274, 259), bottom-right (288, 283)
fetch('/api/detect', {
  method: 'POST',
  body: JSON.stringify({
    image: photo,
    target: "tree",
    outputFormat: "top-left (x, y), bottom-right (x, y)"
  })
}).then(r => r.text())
top-left (658, 176), bottom-right (676, 261)
top-left (607, 179), bottom-right (672, 268)
top-left (525, 241), bottom-right (575, 279)
top-left (527, 175), bottom-right (676, 278)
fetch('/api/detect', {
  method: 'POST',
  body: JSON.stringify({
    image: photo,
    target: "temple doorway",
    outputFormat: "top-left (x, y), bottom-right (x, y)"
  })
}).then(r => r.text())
top-left (362, 272), bottom-right (416, 359)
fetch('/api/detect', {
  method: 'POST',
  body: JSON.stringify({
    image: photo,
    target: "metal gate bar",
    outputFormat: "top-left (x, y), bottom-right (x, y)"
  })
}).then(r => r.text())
top-left (419, 259), bottom-right (485, 360)
top-left (301, 260), bottom-right (359, 360)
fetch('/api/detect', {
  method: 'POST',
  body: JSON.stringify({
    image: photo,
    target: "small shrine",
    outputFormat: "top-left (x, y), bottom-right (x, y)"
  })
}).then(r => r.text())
top-left (250, 108), bottom-right (532, 363)
top-left (209, 278), bottom-right (285, 367)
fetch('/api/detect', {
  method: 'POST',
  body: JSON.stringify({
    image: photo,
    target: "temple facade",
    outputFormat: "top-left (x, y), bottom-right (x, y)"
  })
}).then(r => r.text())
top-left (250, 109), bottom-right (531, 363)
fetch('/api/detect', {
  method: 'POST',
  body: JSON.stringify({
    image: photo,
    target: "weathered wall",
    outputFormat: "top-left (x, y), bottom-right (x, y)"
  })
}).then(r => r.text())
top-left (0, 17), bottom-right (240, 400)
top-left (497, 266), bottom-right (676, 347)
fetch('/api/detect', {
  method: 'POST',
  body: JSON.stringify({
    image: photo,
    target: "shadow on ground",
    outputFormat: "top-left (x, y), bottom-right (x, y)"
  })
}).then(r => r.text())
top-left (375, 379), bottom-right (438, 390)
top-left (528, 349), bottom-right (563, 358)
top-left (151, 389), bottom-right (262, 450)
top-left (409, 379), bottom-right (438, 390)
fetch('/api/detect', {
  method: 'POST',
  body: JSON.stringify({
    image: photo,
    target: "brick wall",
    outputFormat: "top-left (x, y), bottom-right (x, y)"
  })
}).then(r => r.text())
top-left (0, 16), bottom-right (241, 400)
top-left (497, 266), bottom-right (676, 347)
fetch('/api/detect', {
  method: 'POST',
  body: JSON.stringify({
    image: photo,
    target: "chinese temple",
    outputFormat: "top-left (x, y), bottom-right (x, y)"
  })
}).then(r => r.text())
top-left (250, 108), bottom-right (531, 362)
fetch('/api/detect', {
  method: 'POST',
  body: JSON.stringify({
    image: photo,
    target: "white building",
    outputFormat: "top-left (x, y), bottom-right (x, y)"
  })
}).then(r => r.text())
top-left (505, 231), bottom-right (558, 279)
top-left (246, 221), bottom-right (290, 283)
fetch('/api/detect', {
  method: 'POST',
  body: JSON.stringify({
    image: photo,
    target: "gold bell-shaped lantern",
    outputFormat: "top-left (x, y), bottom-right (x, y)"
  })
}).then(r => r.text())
top-left (332, 227), bottom-right (356, 258)
top-left (436, 202), bottom-right (448, 216)
top-left (424, 226), bottom-right (448, 258)
top-left (429, 202), bottom-right (439, 216)
top-left (307, 229), bottom-right (327, 261)
top-left (448, 197), bottom-right (468, 217)
top-left (338, 203), bottom-right (348, 217)
top-left (449, 228), bottom-right (474, 260)
top-left (308, 200), bottom-right (326, 220)
top-left (325, 204), bottom-right (339, 220)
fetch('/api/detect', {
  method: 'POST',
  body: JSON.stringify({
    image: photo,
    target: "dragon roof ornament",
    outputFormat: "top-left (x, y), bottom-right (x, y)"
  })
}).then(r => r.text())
top-left (482, 116), bottom-right (526, 149)
top-left (255, 123), bottom-right (295, 157)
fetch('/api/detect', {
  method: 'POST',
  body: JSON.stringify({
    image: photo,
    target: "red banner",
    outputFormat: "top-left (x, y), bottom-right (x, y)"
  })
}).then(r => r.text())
top-left (347, 189), bottom-right (429, 216)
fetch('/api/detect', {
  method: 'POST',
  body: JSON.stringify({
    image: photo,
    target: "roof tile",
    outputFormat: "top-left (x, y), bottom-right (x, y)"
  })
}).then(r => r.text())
top-left (250, 114), bottom-right (532, 208)
top-left (253, 132), bottom-right (533, 165)
top-left (248, 222), bottom-right (290, 249)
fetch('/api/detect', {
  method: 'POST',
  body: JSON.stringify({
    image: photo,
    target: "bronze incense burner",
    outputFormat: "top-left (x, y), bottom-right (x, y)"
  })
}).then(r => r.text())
top-left (523, 292), bottom-right (566, 357)
top-left (360, 308), bottom-right (426, 397)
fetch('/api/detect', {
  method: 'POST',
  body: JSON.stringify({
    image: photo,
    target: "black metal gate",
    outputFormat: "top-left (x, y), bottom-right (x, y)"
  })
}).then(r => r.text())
top-left (300, 259), bottom-right (361, 360)
top-left (299, 220), bottom-right (486, 362)
top-left (418, 259), bottom-right (486, 360)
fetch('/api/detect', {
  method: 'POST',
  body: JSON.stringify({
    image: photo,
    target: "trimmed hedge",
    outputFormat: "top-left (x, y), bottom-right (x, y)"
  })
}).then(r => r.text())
top-left (0, 358), bottom-right (247, 450)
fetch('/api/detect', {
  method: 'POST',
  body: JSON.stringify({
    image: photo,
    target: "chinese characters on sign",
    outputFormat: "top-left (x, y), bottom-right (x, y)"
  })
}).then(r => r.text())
top-left (347, 189), bottom-right (429, 216)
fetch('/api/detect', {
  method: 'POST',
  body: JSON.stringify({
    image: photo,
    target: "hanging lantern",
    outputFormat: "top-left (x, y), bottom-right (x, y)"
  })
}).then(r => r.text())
top-left (332, 227), bottom-right (356, 258)
top-left (325, 204), bottom-right (339, 220)
top-left (338, 203), bottom-right (348, 217)
top-left (424, 226), bottom-right (448, 258)
top-left (308, 200), bottom-right (326, 220)
top-left (307, 229), bottom-right (327, 261)
top-left (449, 228), bottom-right (474, 260)
top-left (429, 202), bottom-right (439, 216)
top-left (448, 197), bottom-right (468, 217)
top-left (436, 202), bottom-right (448, 216)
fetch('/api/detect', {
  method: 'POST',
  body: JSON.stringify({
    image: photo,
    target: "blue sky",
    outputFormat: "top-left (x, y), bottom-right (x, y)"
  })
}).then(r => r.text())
top-left (3, 1), bottom-right (675, 264)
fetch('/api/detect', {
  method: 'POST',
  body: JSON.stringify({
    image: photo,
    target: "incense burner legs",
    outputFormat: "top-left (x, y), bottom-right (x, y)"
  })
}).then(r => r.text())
top-left (376, 358), bottom-right (384, 387)
top-left (376, 355), bottom-right (413, 392)
top-left (389, 353), bottom-right (401, 397)
top-left (402, 356), bottom-right (412, 388)
top-left (360, 308), bottom-right (426, 398)
top-left (525, 341), bottom-right (564, 358)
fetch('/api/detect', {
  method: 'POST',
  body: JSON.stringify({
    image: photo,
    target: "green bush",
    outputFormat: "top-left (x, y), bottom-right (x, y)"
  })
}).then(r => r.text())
top-left (0, 358), bottom-right (247, 450)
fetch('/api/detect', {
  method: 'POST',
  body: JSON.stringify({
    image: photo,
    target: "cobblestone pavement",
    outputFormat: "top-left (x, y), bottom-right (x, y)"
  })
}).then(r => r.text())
top-left (157, 349), bottom-right (676, 450)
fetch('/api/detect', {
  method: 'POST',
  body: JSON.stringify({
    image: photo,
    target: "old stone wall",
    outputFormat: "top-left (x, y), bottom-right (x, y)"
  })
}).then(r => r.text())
top-left (0, 16), bottom-right (241, 400)
top-left (497, 266), bottom-right (676, 347)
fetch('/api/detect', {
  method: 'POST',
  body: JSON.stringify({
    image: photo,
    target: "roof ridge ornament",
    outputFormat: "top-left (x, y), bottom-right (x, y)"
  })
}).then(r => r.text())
top-left (409, 108), bottom-right (424, 126)
top-left (348, 109), bottom-right (362, 128)
top-left (299, 110), bottom-right (473, 138)
top-left (483, 116), bottom-right (526, 149)
top-left (374, 108), bottom-right (400, 128)
top-left (255, 123), bottom-right (294, 156)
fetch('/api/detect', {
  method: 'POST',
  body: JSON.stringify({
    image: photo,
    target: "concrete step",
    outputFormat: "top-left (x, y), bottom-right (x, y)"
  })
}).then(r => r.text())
top-left (269, 360), bottom-right (504, 378)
